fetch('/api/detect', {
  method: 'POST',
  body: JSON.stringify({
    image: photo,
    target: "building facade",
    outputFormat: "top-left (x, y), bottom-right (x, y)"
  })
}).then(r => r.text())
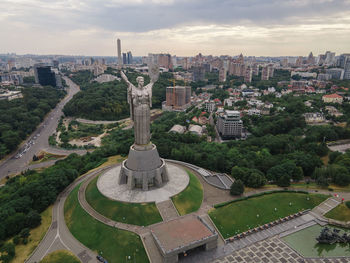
top-left (322, 94), bottom-right (343, 104)
top-left (34, 65), bottom-right (57, 87)
top-left (164, 86), bottom-right (192, 111)
top-left (216, 110), bottom-right (243, 139)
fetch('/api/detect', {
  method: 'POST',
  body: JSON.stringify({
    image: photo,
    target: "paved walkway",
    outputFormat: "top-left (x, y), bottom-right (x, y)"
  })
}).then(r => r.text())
top-left (212, 235), bottom-right (349, 263)
top-left (140, 232), bottom-right (163, 263)
top-left (156, 200), bottom-right (179, 221)
top-left (311, 197), bottom-right (340, 216)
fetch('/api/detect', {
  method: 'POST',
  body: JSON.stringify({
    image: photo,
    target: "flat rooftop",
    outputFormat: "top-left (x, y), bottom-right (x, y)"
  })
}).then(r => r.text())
top-left (151, 216), bottom-right (215, 252)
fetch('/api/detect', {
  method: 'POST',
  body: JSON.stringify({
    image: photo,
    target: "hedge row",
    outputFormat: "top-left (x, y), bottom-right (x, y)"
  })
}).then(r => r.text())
top-left (213, 190), bottom-right (309, 208)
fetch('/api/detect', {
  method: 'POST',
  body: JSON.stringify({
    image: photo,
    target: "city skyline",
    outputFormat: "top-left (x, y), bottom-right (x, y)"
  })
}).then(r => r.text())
top-left (1, 0), bottom-right (350, 56)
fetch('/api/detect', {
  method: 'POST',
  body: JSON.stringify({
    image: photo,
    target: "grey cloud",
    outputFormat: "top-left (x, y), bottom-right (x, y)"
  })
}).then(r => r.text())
top-left (72, 0), bottom-right (350, 32)
top-left (2, 0), bottom-right (350, 32)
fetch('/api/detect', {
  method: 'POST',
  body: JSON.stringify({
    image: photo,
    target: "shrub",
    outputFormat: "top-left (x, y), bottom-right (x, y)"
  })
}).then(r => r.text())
top-left (230, 180), bottom-right (244, 196)
top-left (12, 236), bottom-right (20, 245)
top-left (346, 201), bottom-right (350, 209)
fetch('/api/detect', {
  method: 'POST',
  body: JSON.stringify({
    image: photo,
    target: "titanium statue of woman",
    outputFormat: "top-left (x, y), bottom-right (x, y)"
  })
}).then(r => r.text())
top-left (120, 71), bottom-right (155, 146)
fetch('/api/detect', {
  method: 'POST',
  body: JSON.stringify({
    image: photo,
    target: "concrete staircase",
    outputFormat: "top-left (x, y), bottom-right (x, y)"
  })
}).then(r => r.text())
top-left (311, 197), bottom-right (340, 216)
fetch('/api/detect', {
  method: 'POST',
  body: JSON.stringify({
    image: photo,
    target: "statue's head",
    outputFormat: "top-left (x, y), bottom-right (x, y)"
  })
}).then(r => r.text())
top-left (136, 76), bottom-right (144, 89)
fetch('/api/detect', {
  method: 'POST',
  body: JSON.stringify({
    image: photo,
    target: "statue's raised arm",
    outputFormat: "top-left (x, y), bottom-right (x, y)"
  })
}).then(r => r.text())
top-left (120, 71), bottom-right (131, 86)
top-left (120, 70), bottom-right (134, 120)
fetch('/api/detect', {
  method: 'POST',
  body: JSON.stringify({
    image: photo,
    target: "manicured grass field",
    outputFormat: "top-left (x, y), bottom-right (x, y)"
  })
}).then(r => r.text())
top-left (171, 171), bottom-right (203, 215)
top-left (64, 184), bottom-right (149, 263)
top-left (40, 250), bottom-right (81, 263)
top-left (325, 203), bottom-right (350, 222)
top-left (85, 176), bottom-right (162, 226)
top-left (209, 192), bottom-right (328, 238)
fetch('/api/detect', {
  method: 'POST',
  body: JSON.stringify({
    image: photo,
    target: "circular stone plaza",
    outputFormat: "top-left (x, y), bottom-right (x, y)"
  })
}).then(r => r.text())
top-left (98, 162), bottom-right (189, 203)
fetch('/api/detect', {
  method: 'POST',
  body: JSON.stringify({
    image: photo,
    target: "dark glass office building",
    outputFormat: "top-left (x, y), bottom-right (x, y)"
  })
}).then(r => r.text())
top-left (34, 66), bottom-right (57, 87)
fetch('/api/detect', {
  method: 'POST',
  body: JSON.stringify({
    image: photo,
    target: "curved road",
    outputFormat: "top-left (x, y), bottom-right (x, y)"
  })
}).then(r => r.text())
top-left (25, 165), bottom-right (115, 263)
top-left (0, 76), bottom-right (86, 180)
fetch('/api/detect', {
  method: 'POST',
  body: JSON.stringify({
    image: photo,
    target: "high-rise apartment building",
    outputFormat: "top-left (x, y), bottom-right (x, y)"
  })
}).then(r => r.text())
top-left (252, 64), bottom-right (259, 75)
top-left (325, 51), bottom-right (336, 65)
top-left (338, 54), bottom-right (350, 80)
top-left (216, 110), bottom-right (243, 139)
top-left (117, 38), bottom-right (122, 66)
top-left (158, 54), bottom-right (173, 70)
top-left (268, 64), bottom-right (274, 78)
top-left (165, 86), bottom-right (191, 110)
top-left (307, 52), bottom-right (315, 64)
top-left (244, 67), bottom-right (252, 83)
top-left (192, 66), bottom-right (205, 81)
top-left (261, 66), bottom-right (270, 80)
top-left (219, 67), bottom-right (227, 82)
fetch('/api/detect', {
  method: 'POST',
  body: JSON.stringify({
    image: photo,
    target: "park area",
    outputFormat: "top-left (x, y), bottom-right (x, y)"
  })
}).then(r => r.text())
top-left (64, 184), bottom-right (149, 263)
top-left (85, 176), bottom-right (162, 226)
top-left (209, 192), bottom-right (328, 238)
top-left (171, 171), bottom-right (203, 215)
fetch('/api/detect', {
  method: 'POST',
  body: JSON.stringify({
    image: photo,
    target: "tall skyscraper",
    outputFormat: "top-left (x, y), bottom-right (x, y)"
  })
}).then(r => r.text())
top-left (127, 51), bottom-right (133, 64)
top-left (122, 53), bottom-right (127, 65)
top-left (117, 38), bottom-right (122, 65)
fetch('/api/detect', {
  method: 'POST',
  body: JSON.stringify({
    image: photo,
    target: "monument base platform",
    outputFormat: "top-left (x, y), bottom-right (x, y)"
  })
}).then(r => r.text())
top-left (119, 144), bottom-right (168, 190)
top-left (97, 163), bottom-right (189, 203)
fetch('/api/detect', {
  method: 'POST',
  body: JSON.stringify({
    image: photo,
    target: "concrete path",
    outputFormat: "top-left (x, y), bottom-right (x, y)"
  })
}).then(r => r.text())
top-left (156, 200), bottom-right (179, 221)
top-left (140, 232), bottom-right (163, 263)
top-left (212, 235), bottom-right (349, 263)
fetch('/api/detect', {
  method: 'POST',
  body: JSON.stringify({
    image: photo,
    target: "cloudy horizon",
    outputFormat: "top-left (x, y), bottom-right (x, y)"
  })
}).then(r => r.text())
top-left (1, 0), bottom-right (350, 57)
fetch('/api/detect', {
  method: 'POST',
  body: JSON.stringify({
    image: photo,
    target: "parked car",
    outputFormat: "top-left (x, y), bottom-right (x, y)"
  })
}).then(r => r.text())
top-left (96, 255), bottom-right (105, 262)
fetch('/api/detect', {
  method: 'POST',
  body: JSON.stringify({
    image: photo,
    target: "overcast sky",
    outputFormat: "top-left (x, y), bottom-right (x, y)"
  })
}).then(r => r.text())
top-left (1, 0), bottom-right (350, 57)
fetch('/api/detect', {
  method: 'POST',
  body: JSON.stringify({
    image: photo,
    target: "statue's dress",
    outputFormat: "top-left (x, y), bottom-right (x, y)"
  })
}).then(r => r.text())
top-left (132, 89), bottom-right (151, 145)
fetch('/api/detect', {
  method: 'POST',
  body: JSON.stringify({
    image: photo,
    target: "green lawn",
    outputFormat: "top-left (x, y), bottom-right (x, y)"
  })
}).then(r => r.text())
top-left (325, 203), bottom-right (350, 222)
top-left (171, 171), bottom-right (203, 215)
top-left (41, 250), bottom-right (81, 263)
top-left (85, 176), bottom-right (162, 226)
top-left (64, 184), bottom-right (149, 263)
top-left (209, 192), bottom-right (328, 238)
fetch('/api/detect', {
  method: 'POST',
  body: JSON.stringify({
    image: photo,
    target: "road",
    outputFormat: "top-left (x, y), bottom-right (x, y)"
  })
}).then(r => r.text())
top-left (0, 77), bottom-right (86, 180)
top-left (25, 167), bottom-right (111, 263)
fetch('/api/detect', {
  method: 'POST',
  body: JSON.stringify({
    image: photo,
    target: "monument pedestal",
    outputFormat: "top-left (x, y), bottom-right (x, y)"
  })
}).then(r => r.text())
top-left (119, 144), bottom-right (168, 190)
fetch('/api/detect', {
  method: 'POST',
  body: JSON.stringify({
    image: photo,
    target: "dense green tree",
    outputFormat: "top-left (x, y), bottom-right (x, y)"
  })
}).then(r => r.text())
top-left (230, 180), bottom-right (244, 196)
top-left (277, 174), bottom-right (291, 187)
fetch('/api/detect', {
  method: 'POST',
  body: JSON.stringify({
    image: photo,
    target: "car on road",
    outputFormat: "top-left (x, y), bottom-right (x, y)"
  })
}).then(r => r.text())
top-left (96, 255), bottom-right (107, 263)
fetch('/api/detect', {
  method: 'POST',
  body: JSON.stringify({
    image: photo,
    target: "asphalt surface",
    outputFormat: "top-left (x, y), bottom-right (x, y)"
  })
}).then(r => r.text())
top-left (0, 77), bottom-right (86, 180)
top-left (25, 167), bottom-right (111, 263)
